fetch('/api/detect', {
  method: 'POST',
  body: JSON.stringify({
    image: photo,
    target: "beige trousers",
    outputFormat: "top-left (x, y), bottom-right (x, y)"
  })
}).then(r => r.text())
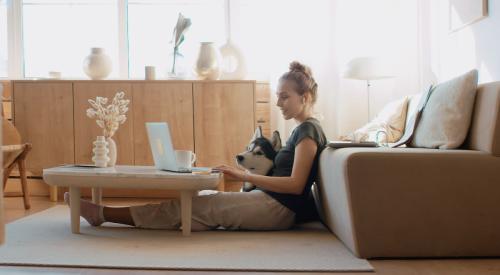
top-left (130, 190), bottom-right (295, 231)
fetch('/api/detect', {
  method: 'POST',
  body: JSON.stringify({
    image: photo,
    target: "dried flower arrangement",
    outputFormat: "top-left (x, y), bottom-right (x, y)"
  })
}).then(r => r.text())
top-left (86, 91), bottom-right (130, 138)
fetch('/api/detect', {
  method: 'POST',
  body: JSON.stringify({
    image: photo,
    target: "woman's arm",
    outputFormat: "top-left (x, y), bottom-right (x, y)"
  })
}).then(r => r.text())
top-left (217, 137), bottom-right (317, 195)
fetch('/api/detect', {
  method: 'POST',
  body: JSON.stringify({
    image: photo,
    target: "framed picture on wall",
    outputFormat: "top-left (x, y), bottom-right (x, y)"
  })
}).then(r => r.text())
top-left (449, 0), bottom-right (488, 32)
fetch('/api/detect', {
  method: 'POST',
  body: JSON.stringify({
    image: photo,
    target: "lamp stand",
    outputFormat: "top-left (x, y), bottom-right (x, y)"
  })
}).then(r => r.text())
top-left (366, 80), bottom-right (371, 122)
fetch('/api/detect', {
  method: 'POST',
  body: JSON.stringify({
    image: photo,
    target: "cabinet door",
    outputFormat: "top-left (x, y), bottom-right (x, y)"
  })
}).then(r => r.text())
top-left (13, 82), bottom-right (74, 175)
top-left (256, 82), bottom-right (271, 137)
top-left (133, 82), bottom-right (194, 165)
top-left (74, 82), bottom-right (134, 165)
top-left (193, 82), bottom-right (255, 167)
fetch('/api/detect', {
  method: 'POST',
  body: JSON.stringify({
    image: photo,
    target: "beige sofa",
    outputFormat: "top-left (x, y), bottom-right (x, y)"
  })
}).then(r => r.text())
top-left (317, 81), bottom-right (500, 258)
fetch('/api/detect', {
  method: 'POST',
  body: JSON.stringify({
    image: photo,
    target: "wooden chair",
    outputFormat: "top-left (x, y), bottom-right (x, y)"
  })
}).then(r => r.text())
top-left (2, 117), bottom-right (32, 209)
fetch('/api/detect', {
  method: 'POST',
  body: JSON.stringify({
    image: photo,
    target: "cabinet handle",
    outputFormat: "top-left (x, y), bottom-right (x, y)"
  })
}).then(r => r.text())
top-left (257, 119), bottom-right (266, 123)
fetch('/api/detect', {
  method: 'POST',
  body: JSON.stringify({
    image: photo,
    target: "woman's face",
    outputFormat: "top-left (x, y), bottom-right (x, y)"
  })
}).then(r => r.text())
top-left (276, 80), bottom-right (304, 120)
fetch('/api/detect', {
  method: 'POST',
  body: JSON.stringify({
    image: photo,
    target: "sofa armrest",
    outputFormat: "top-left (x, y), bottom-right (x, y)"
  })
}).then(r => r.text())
top-left (318, 147), bottom-right (500, 258)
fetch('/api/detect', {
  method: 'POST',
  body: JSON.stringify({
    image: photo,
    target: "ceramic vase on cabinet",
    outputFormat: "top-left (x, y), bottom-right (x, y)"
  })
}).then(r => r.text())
top-left (219, 39), bottom-right (247, 80)
top-left (83, 48), bottom-right (112, 80)
top-left (107, 137), bottom-right (117, 167)
top-left (194, 42), bottom-right (221, 80)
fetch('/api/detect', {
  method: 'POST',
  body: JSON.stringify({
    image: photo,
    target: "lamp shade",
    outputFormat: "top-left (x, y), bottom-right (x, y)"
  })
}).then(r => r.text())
top-left (342, 57), bottom-right (394, 80)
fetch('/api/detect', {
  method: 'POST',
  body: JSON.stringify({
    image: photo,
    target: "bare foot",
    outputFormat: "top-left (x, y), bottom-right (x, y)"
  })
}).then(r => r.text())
top-left (64, 192), bottom-right (105, 226)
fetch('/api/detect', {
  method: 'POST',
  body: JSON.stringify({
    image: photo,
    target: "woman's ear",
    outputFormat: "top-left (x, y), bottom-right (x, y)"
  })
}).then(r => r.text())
top-left (303, 93), bottom-right (312, 104)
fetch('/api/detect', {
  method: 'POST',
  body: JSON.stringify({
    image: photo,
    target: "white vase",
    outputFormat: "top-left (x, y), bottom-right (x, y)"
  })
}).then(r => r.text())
top-left (194, 42), bottom-right (221, 80)
top-left (219, 39), bottom-right (247, 80)
top-left (83, 48), bottom-right (112, 80)
top-left (107, 137), bottom-right (117, 167)
top-left (92, 136), bottom-right (109, 168)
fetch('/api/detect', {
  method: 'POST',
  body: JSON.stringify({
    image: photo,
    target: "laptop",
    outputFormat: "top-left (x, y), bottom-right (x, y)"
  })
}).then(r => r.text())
top-left (327, 140), bottom-right (379, 149)
top-left (146, 122), bottom-right (211, 173)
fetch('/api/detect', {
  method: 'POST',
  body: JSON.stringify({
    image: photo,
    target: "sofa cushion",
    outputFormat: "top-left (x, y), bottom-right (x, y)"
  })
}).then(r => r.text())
top-left (411, 69), bottom-right (478, 149)
top-left (465, 81), bottom-right (500, 156)
top-left (341, 96), bottom-right (409, 143)
top-left (392, 85), bottom-right (434, 148)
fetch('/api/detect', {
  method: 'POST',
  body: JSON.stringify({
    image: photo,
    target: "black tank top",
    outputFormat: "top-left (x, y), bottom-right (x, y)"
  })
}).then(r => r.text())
top-left (259, 118), bottom-right (327, 221)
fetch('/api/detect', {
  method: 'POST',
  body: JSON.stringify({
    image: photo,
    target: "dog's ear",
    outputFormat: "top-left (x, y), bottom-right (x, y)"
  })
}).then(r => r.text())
top-left (250, 126), bottom-right (263, 143)
top-left (271, 130), bottom-right (281, 152)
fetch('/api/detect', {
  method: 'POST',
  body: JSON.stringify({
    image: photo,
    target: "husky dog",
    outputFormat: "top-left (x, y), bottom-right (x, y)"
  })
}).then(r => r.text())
top-left (236, 126), bottom-right (281, 192)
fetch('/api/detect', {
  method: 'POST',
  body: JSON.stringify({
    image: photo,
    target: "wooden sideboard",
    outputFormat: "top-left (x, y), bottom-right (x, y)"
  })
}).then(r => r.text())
top-left (10, 80), bottom-right (270, 197)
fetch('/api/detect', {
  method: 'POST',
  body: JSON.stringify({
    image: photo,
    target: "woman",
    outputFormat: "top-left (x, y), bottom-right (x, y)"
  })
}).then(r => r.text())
top-left (66, 61), bottom-right (327, 231)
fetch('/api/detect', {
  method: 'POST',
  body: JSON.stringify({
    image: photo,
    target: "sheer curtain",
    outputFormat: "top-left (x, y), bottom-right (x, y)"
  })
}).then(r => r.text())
top-left (231, 0), bottom-right (420, 140)
top-left (335, 0), bottom-right (420, 137)
top-left (231, 0), bottom-right (338, 139)
top-left (0, 0), bottom-right (7, 77)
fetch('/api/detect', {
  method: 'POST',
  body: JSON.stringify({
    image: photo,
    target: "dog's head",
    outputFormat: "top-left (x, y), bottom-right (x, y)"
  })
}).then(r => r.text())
top-left (236, 127), bottom-right (281, 176)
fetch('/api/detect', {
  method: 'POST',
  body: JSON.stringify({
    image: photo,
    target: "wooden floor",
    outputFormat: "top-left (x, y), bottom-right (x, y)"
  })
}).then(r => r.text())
top-left (2, 196), bottom-right (500, 275)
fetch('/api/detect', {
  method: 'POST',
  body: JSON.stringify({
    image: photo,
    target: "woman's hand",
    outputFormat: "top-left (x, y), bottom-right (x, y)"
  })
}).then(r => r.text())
top-left (215, 165), bottom-right (249, 182)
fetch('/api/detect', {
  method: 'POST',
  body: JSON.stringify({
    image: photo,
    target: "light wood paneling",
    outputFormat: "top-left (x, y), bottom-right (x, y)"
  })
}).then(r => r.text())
top-left (2, 101), bottom-right (12, 120)
top-left (256, 83), bottom-right (271, 137)
top-left (1, 80), bottom-right (13, 119)
top-left (256, 82), bottom-right (270, 103)
top-left (13, 82), bottom-right (74, 175)
top-left (74, 82), bottom-right (134, 165)
top-left (193, 82), bottom-right (255, 167)
top-left (256, 102), bottom-right (271, 137)
top-left (11, 80), bottom-right (265, 196)
top-left (1, 80), bottom-right (12, 99)
top-left (132, 83), bottom-right (194, 165)
top-left (1, 151), bottom-right (3, 244)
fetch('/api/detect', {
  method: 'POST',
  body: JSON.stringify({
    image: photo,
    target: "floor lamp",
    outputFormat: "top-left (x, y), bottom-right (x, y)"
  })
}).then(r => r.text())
top-left (343, 57), bottom-right (394, 122)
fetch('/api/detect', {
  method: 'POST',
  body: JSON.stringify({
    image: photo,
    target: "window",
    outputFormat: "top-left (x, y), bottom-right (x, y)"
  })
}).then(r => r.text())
top-left (127, 0), bottom-right (225, 78)
top-left (0, 0), bottom-right (7, 77)
top-left (22, 0), bottom-right (119, 78)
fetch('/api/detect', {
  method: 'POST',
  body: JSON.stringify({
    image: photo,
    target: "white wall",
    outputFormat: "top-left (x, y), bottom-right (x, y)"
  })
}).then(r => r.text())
top-left (420, 0), bottom-right (500, 86)
top-left (334, 0), bottom-right (421, 138)
top-left (231, 0), bottom-right (339, 140)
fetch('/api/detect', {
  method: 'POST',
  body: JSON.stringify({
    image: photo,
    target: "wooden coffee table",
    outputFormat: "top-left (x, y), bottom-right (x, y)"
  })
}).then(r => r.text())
top-left (43, 165), bottom-right (222, 236)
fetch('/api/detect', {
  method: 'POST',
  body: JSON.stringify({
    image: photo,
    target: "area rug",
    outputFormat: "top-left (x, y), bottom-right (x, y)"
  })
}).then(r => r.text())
top-left (0, 206), bottom-right (373, 272)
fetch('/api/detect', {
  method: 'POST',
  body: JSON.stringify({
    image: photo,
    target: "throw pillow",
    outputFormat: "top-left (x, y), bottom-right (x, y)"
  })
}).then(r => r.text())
top-left (410, 69), bottom-right (478, 149)
top-left (392, 85), bottom-right (434, 148)
top-left (341, 96), bottom-right (409, 143)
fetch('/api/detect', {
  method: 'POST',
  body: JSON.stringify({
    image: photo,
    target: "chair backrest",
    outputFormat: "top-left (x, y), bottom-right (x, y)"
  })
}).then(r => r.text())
top-left (464, 81), bottom-right (500, 156)
top-left (2, 118), bottom-right (22, 145)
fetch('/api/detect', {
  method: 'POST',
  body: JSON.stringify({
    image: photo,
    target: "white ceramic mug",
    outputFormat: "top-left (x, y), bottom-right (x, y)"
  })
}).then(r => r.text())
top-left (175, 150), bottom-right (196, 170)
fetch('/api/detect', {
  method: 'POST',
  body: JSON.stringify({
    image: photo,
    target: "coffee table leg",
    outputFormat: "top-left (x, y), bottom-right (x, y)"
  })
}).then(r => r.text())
top-left (180, 190), bottom-right (194, 236)
top-left (69, 186), bottom-right (81, 234)
top-left (91, 187), bottom-right (102, 205)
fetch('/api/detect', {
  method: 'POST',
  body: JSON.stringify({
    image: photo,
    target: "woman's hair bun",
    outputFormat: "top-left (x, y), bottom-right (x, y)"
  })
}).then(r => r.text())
top-left (289, 61), bottom-right (312, 78)
top-left (280, 60), bottom-right (318, 105)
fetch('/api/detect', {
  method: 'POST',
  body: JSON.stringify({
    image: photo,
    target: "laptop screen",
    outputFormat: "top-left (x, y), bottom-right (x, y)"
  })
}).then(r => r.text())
top-left (145, 122), bottom-right (178, 171)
